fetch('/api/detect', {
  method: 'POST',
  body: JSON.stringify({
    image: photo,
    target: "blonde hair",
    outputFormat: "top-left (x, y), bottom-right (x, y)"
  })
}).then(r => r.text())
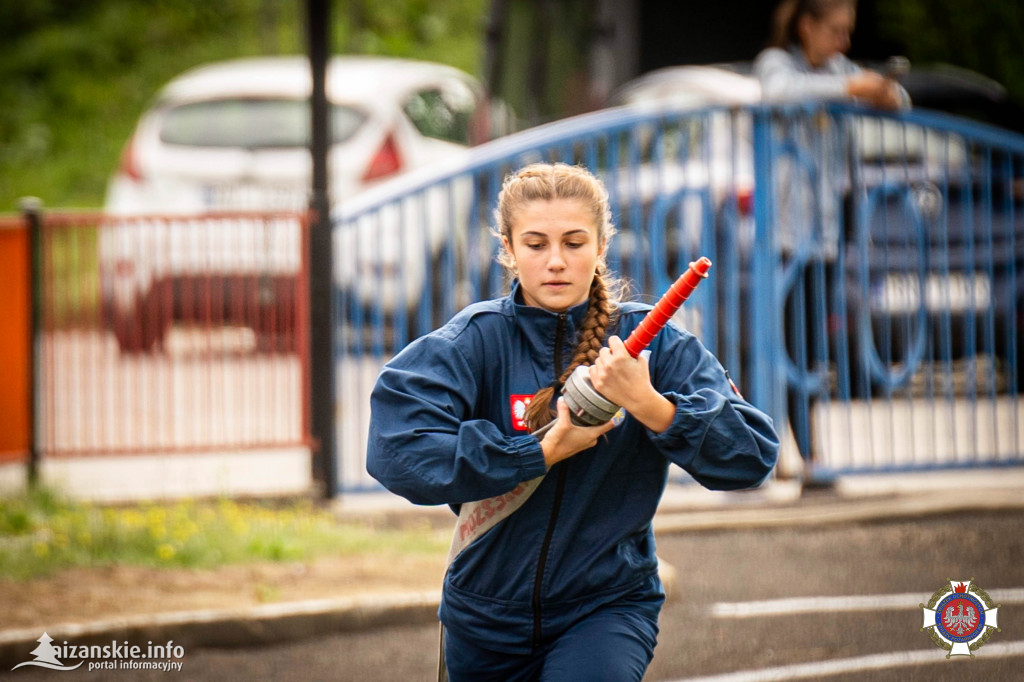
top-left (494, 162), bottom-right (622, 431)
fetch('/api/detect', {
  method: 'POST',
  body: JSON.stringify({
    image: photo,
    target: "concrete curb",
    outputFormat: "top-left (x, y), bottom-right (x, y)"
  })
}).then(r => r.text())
top-left (0, 592), bottom-right (441, 670)
top-left (3, 479), bottom-right (1023, 666)
top-left (0, 566), bottom-right (686, 670)
top-left (654, 488), bottom-right (1024, 533)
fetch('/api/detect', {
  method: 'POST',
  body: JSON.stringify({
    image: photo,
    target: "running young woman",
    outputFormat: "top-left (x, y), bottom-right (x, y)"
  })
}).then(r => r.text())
top-left (367, 163), bottom-right (779, 681)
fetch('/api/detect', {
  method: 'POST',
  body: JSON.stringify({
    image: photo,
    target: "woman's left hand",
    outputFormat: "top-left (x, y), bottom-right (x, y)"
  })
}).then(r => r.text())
top-left (847, 71), bottom-right (904, 110)
top-left (589, 336), bottom-right (675, 432)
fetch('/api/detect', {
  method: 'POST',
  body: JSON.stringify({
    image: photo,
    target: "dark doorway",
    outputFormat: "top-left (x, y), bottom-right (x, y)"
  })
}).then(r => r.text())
top-left (638, 0), bottom-right (902, 73)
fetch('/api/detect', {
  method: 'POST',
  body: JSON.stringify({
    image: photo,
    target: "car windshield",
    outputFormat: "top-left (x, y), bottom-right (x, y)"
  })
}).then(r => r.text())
top-left (159, 98), bottom-right (366, 148)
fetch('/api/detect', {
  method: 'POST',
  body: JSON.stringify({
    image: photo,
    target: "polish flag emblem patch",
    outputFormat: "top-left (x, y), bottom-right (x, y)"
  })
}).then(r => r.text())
top-left (510, 394), bottom-right (534, 431)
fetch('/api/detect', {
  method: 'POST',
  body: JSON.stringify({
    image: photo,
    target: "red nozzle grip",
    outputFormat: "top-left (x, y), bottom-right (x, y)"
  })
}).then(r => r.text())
top-left (623, 257), bottom-right (712, 358)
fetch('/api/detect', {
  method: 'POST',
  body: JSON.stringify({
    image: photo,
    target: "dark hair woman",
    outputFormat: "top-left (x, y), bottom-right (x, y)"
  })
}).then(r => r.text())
top-left (755, 0), bottom-right (909, 109)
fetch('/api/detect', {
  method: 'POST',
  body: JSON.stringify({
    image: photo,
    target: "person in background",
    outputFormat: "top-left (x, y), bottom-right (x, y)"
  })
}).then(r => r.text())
top-left (754, 0), bottom-right (909, 110)
top-left (367, 163), bottom-right (779, 681)
top-left (753, 0), bottom-right (910, 463)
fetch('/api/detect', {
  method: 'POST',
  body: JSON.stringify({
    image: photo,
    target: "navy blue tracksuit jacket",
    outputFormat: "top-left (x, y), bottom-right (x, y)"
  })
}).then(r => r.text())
top-left (367, 285), bottom-right (779, 654)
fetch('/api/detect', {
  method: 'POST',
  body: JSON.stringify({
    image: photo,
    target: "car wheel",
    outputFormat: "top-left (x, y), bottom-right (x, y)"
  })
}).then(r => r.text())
top-left (1017, 317), bottom-right (1024, 392)
top-left (252, 277), bottom-right (298, 354)
top-left (111, 289), bottom-right (167, 354)
top-left (836, 317), bottom-right (873, 400)
top-left (998, 298), bottom-right (1024, 393)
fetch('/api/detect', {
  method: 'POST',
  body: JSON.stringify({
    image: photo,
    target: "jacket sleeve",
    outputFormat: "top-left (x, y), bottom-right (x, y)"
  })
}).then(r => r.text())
top-left (755, 47), bottom-right (911, 110)
top-left (645, 325), bottom-right (780, 490)
top-left (366, 332), bottom-right (548, 506)
top-left (755, 47), bottom-right (852, 103)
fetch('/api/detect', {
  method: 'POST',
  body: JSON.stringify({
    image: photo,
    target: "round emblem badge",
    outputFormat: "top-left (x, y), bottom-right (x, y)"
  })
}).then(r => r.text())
top-left (920, 579), bottom-right (1000, 658)
top-left (935, 592), bottom-right (985, 642)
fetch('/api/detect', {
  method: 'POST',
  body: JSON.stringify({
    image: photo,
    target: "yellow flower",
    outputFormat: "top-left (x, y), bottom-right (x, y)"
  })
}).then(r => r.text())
top-left (171, 521), bottom-right (198, 544)
top-left (33, 541), bottom-right (49, 558)
top-left (156, 544), bottom-right (176, 560)
top-left (119, 509), bottom-right (145, 528)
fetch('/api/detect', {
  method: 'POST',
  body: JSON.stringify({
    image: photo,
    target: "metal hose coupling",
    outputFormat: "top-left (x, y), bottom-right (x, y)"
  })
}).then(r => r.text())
top-left (560, 257), bottom-right (712, 427)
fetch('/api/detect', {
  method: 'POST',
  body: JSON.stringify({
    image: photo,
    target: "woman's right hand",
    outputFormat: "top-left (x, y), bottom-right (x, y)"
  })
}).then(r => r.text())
top-left (539, 397), bottom-right (617, 467)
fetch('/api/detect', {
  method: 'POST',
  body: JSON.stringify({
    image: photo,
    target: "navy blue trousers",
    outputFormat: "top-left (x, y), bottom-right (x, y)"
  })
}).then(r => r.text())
top-left (443, 586), bottom-right (662, 682)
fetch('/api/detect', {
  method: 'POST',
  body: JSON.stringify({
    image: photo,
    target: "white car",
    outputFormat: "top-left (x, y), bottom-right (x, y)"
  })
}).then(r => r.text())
top-left (100, 56), bottom-right (511, 352)
top-left (105, 55), bottom-right (509, 213)
top-left (603, 66), bottom-right (761, 283)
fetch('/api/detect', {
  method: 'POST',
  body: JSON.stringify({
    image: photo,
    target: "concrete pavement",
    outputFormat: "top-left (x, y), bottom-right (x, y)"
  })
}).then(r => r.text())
top-left (3, 469), bottom-right (1023, 669)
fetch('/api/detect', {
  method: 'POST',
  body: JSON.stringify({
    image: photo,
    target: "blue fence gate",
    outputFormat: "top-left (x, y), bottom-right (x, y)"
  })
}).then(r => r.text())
top-left (331, 101), bottom-right (1024, 492)
top-left (761, 104), bottom-right (1024, 476)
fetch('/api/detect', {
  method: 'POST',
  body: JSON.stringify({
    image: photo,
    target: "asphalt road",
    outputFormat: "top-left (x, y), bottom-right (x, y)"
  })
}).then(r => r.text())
top-left (12, 508), bottom-right (1023, 681)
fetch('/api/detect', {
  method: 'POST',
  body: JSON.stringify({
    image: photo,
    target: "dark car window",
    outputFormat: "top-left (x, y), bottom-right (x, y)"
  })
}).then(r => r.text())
top-left (159, 99), bottom-right (366, 148)
top-left (402, 86), bottom-right (477, 145)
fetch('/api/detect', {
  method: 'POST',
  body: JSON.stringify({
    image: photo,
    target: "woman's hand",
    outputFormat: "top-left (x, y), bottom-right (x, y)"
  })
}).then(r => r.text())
top-left (846, 71), bottom-right (903, 110)
top-left (539, 398), bottom-right (616, 467)
top-left (588, 336), bottom-right (675, 433)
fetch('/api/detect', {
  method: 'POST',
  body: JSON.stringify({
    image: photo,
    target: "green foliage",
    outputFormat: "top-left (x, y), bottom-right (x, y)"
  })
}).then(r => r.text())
top-left (0, 0), bottom-right (487, 211)
top-left (876, 0), bottom-right (1024, 108)
top-left (7, 0), bottom-right (1021, 213)
top-left (0, 489), bottom-right (448, 580)
top-left (45, 223), bottom-right (101, 326)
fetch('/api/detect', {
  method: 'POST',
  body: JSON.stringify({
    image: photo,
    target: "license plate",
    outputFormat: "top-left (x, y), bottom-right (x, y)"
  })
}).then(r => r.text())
top-left (203, 184), bottom-right (307, 211)
top-left (871, 273), bottom-right (992, 314)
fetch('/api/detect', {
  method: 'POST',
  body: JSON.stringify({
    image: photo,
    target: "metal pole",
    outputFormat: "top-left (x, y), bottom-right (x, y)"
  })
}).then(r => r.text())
top-left (483, 0), bottom-right (508, 100)
top-left (749, 108), bottom-right (781, 424)
top-left (20, 197), bottom-right (43, 488)
top-left (306, 0), bottom-right (336, 498)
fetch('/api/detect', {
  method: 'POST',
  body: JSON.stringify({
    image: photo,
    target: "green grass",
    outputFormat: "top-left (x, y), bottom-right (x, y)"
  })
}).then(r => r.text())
top-left (0, 488), bottom-right (447, 581)
top-left (44, 223), bottom-right (100, 327)
top-left (0, 0), bottom-right (488, 212)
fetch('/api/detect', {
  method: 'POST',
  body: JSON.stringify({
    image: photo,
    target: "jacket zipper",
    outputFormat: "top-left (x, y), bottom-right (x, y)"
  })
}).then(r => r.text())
top-left (532, 312), bottom-right (568, 648)
top-left (552, 312), bottom-right (567, 382)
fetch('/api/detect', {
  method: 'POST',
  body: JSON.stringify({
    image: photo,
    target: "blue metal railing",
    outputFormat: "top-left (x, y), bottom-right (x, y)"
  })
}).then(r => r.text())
top-left (332, 101), bottom-right (1024, 491)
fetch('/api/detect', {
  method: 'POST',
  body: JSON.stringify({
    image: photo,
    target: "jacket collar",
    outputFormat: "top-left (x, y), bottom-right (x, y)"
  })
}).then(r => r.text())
top-left (506, 280), bottom-right (591, 372)
top-left (787, 42), bottom-right (843, 75)
top-left (787, 43), bottom-right (815, 72)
